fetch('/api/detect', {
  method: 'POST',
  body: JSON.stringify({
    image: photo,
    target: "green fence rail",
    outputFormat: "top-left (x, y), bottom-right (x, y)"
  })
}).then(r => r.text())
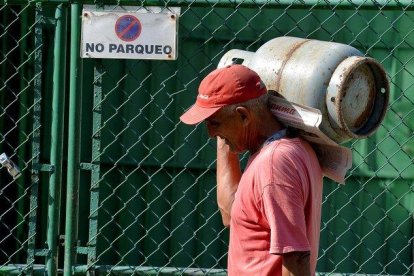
top-left (1, 1), bottom-right (413, 275)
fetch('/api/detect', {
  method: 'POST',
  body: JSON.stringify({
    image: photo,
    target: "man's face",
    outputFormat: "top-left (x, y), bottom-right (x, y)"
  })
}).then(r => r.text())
top-left (205, 107), bottom-right (245, 153)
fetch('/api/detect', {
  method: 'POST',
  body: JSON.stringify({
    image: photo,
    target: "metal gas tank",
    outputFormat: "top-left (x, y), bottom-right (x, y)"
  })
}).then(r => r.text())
top-left (218, 36), bottom-right (389, 144)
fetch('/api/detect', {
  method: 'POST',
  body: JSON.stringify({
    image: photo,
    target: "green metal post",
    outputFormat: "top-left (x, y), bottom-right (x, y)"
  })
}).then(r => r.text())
top-left (63, 3), bottom-right (82, 276)
top-left (86, 60), bottom-right (103, 275)
top-left (47, 4), bottom-right (67, 275)
top-left (27, 3), bottom-right (44, 273)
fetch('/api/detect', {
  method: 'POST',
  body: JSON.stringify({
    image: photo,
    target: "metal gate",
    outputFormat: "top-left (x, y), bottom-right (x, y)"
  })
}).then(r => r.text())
top-left (0, 1), bottom-right (413, 275)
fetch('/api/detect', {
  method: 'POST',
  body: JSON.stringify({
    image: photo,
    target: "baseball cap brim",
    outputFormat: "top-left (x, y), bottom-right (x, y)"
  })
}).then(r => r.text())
top-left (180, 104), bottom-right (222, 125)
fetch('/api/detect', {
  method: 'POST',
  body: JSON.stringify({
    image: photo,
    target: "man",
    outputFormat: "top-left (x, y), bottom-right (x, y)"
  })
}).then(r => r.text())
top-left (180, 64), bottom-right (323, 275)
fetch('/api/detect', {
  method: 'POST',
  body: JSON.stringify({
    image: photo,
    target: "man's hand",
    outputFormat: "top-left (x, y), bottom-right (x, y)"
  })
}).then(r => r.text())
top-left (282, 251), bottom-right (311, 276)
top-left (216, 137), bottom-right (241, 227)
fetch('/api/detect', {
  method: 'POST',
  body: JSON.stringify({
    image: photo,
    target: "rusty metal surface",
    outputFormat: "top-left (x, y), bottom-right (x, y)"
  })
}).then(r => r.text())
top-left (340, 63), bottom-right (376, 132)
top-left (263, 38), bottom-right (310, 92)
top-left (217, 49), bottom-right (254, 68)
top-left (218, 36), bottom-right (389, 143)
top-left (326, 56), bottom-right (389, 142)
top-left (249, 36), bottom-right (309, 93)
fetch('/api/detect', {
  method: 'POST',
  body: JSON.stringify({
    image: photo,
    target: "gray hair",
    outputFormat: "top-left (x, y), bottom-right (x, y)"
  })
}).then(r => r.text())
top-left (221, 91), bottom-right (273, 115)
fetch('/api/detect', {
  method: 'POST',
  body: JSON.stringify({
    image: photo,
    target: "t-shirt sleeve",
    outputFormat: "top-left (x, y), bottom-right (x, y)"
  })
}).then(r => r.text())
top-left (261, 148), bottom-right (311, 254)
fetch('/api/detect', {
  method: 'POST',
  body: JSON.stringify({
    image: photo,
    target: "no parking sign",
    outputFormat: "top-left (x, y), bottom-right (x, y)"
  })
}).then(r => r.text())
top-left (115, 15), bottom-right (142, 42)
top-left (81, 6), bottom-right (180, 60)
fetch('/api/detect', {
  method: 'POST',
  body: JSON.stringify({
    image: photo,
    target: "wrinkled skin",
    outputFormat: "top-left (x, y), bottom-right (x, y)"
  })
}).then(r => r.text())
top-left (205, 105), bottom-right (275, 154)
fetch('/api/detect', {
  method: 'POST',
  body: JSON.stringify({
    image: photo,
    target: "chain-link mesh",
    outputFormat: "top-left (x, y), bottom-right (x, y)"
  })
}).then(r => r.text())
top-left (0, 1), bottom-right (413, 275)
top-left (0, 2), bottom-right (44, 273)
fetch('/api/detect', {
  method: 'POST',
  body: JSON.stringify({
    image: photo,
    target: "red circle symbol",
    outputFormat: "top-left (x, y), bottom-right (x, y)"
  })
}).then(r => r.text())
top-left (115, 15), bottom-right (142, 42)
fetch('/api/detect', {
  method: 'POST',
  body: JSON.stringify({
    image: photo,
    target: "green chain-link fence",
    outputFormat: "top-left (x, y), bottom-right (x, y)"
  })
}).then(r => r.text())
top-left (1, 1), bottom-right (413, 275)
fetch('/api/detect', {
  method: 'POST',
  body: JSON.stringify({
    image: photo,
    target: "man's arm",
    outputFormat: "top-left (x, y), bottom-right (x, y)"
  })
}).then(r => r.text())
top-left (216, 137), bottom-right (241, 227)
top-left (282, 251), bottom-right (311, 276)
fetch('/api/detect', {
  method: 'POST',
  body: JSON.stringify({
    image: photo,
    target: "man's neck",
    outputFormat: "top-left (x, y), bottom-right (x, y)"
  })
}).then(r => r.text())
top-left (249, 115), bottom-right (283, 154)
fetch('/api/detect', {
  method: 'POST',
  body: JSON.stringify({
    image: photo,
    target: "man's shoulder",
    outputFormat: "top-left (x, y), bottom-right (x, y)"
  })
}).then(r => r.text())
top-left (262, 137), bottom-right (319, 169)
top-left (266, 137), bottom-right (312, 156)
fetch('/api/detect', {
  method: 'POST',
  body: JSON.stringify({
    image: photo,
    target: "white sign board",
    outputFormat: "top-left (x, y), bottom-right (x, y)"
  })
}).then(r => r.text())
top-left (81, 6), bottom-right (180, 60)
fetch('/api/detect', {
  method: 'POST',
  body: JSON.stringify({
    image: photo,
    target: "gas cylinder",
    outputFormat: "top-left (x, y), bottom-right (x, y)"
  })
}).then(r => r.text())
top-left (218, 36), bottom-right (389, 144)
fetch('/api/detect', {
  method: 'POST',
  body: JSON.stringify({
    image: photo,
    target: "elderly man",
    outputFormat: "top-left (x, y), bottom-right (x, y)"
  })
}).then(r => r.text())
top-left (180, 64), bottom-right (323, 276)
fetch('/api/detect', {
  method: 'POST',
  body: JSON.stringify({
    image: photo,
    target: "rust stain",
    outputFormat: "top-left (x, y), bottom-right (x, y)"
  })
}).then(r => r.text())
top-left (337, 59), bottom-right (376, 133)
top-left (334, 59), bottom-right (358, 135)
top-left (274, 39), bottom-right (311, 91)
top-left (352, 65), bottom-right (375, 129)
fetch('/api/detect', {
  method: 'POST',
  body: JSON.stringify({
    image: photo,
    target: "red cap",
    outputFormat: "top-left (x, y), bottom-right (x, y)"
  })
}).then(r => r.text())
top-left (180, 64), bottom-right (267, 124)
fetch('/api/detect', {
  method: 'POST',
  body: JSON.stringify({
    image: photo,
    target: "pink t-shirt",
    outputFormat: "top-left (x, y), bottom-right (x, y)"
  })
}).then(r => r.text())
top-left (227, 137), bottom-right (323, 276)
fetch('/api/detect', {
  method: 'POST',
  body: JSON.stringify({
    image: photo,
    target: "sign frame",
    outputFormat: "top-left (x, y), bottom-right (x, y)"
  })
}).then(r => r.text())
top-left (81, 5), bottom-right (180, 60)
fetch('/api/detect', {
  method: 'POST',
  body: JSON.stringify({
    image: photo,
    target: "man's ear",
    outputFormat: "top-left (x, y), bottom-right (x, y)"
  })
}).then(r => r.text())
top-left (235, 106), bottom-right (250, 124)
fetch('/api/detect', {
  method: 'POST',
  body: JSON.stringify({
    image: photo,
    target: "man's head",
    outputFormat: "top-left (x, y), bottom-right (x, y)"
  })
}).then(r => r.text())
top-left (180, 64), bottom-right (267, 125)
top-left (180, 65), bottom-right (277, 153)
